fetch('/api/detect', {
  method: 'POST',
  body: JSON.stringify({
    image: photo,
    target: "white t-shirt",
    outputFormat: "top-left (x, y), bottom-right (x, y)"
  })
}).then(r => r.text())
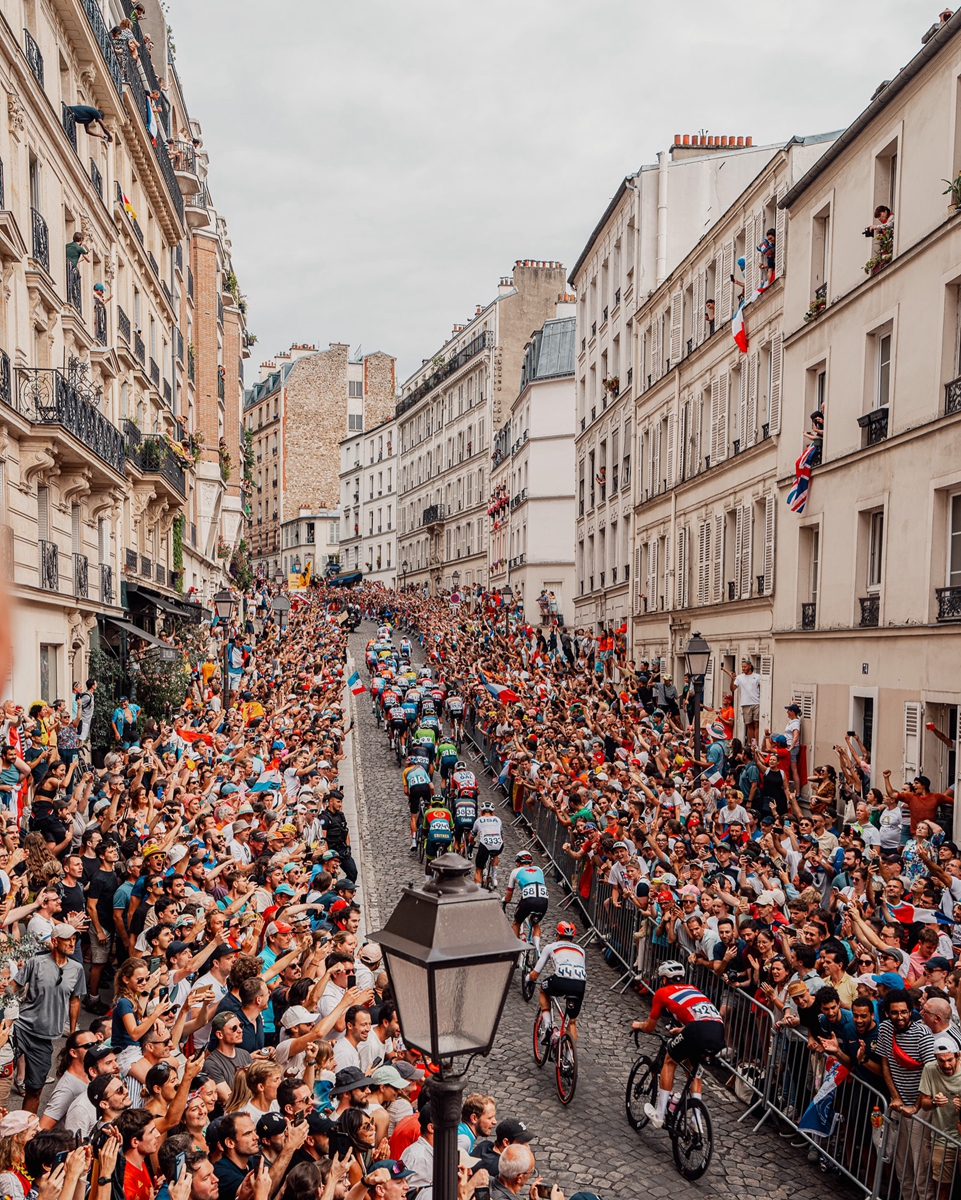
top-left (332, 1036), bottom-right (361, 1072)
top-left (192, 971), bottom-right (229, 1046)
top-left (878, 804), bottom-right (903, 849)
top-left (733, 672), bottom-right (761, 706)
top-left (359, 1027), bottom-right (393, 1073)
top-left (785, 718), bottom-right (801, 747)
top-left (26, 914), bottom-right (56, 942)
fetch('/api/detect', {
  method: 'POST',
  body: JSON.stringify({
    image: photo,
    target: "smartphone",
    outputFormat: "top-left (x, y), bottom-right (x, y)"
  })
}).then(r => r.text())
top-left (293, 1110), bottom-right (306, 1125)
top-left (473, 1191), bottom-right (490, 1200)
top-left (535, 1187), bottom-right (552, 1200)
top-left (158, 986), bottom-right (169, 1002)
top-left (175, 1154), bottom-right (187, 1183)
top-left (330, 1130), bottom-right (352, 1160)
top-left (346, 973), bottom-right (356, 989)
top-left (53, 1151), bottom-right (71, 1167)
top-left (247, 1155), bottom-right (264, 1176)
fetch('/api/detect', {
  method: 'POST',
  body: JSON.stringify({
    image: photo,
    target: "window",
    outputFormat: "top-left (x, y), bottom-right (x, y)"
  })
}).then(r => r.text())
top-left (348, 414), bottom-right (363, 431)
top-left (811, 204), bottom-right (831, 297)
top-left (348, 380), bottom-right (363, 398)
top-left (868, 510), bottom-right (884, 590)
top-left (876, 333), bottom-right (891, 409)
top-left (40, 644), bottom-right (58, 702)
top-left (950, 494), bottom-right (961, 586)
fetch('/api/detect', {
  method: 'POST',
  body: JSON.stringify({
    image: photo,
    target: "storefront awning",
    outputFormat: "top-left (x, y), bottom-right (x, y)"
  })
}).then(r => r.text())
top-left (99, 616), bottom-right (179, 660)
top-left (126, 583), bottom-right (206, 623)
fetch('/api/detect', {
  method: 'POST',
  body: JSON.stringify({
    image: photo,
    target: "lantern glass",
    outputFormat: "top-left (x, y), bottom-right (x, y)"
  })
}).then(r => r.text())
top-left (433, 959), bottom-right (514, 1056)
top-left (213, 590), bottom-right (235, 620)
top-left (684, 631), bottom-right (711, 677)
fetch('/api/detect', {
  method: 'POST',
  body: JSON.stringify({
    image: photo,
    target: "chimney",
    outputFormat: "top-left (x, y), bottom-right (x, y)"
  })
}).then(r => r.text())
top-left (555, 292), bottom-right (576, 317)
top-left (258, 361), bottom-right (276, 382)
top-left (498, 276), bottom-right (515, 296)
top-left (669, 134), bottom-right (756, 159)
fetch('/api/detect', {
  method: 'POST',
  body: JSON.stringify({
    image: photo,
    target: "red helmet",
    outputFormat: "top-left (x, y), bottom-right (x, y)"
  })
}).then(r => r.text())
top-left (556, 921), bottom-right (576, 939)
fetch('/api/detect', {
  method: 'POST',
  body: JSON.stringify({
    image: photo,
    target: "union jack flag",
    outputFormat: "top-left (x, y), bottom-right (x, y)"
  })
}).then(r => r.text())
top-left (787, 444), bottom-right (818, 514)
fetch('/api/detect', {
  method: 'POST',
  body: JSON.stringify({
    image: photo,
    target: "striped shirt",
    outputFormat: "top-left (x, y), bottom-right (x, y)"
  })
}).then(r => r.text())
top-left (876, 1018), bottom-right (935, 1105)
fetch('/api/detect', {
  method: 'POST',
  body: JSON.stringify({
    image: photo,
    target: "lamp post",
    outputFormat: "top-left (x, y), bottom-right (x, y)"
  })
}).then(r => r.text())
top-left (683, 629), bottom-right (711, 767)
top-left (213, 589), bottom-right (238, 698)
top-left (401, 558), bottom-right (409, 592)
top-left (451, 569), bottom-right (460, 600)
top-left (500, 583), bottom-right (514, 638)
top-left (369, 854), bottom-right (523, 1200)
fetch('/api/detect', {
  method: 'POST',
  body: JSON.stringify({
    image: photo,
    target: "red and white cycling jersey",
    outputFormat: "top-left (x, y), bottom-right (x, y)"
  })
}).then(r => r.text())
top-left (533, 940), bottom-right (587, 982)
top-left (648, 983), bottom-right (722, 1025)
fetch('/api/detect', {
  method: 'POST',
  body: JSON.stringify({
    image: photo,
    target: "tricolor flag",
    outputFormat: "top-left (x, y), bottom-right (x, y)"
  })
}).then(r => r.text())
top-left (731, 300), bottom-right (748, 353)
top-left (798, 1056), bottom-right (849, 1138)
top-left (146, 100), bottom-right (159, 145)
top-left (704, 766), bottom-right (723, 785)
top-left (347, 671), bottom-right (366, 695)
top-left (887, 900), bottom-right (954, 927)
top-left (478, 666), bottom-right (520, 705)
top-left (787, 444), bottom-right (818, 514)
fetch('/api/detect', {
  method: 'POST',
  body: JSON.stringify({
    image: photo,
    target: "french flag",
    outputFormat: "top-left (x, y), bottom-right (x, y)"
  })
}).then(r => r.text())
top-left (787, 444), bottom-right (818, 514)
top-left (732, 300), bottom-right (748, 353)
top-left (887, 900), bottom-right (954, 927)
top-left (478, 667), bottom-right (520, 705)
top-left (347, 671), bottom-right (366, 695)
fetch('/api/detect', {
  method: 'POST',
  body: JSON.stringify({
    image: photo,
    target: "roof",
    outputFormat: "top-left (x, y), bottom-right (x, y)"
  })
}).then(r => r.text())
top-left (569, 177), bottom-right (631, 287)
top-left (527, 316), bottom-right (576, 382)
top-left (781, 12), bottom-right (961, 208)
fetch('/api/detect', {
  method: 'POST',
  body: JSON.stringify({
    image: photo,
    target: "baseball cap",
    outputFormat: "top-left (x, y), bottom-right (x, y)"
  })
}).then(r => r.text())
top-left (330, 1066), bottom-right (369, 1095)
top-left (785, 704), bottom-right (802, 714)
top-left (322, 850), bottom-right (341, 861)
top-left (367, 1160), bottom-right (413, 1182)
top-left (933, 1033), bottom-right (961, 1054)
top-left (756, 891), bottom-right (777, 906)
top-left (786, 980), bottom-right (809, 999)
top-left (924, 956), bottom-right (953, 972)
top-left (334, 878), bottom-right (356, 892)
top-left (52, 922), bottom-right (77, 939)
top-left (369, 1065), bottom-right (408, 1089)
top-left (274, 884), bottom-right (296, 898)
top-left (494, 1118), bottom-right (532, 1144)
top-left (210, 943), bottom-right (238, 961)
top-left (306, 1113), bottom-right (337, 1136)
top-left (878, 946), bottom-right (906, 965)
top-left (280, 1005), bottom-right (316, 1030)
top-left (0, 1112), bottom-right (37, 1137)
top-left (256, 1112), bottom-right (288, 1140)
top-left (856, 974), bottom-right (879, 991)
top-left (165, 940), bottom-right (190, 960)
top-left (391, 1059), bottom-right (425, 1081)
top-left (266, 921), bottom-right (294, 937)
top-left (83, 1044), bottom-right (116, 1071)
top-left (872, 972), bottom-right (905, 990)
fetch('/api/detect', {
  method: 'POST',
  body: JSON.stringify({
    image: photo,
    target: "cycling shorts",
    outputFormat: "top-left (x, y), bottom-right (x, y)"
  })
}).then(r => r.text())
top-left (474, 842), bottom-right (503, 870)
top-left (667, 1020), bottom-right (725, 1068)
top-left (425, 838), bottom-right (452, 861)
top-left (542, 976), bottom-right (585, 1018)
top-left (515, 896), bottom-right (549, 925)
top-left (390, 718), bottom-right (407, 733)
top-left (408, 783), bottom-right (432, 814)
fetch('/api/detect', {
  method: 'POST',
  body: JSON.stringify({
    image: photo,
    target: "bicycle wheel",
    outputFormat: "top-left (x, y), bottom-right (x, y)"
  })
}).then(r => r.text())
top-left (671, 1096), bottom-right (714, 1181)
top-left (532, 1010), bottom-right (550, 1067)
top-left (625, 1054), bottom-right (658, 1130)
top-left (417, 833), bottom-right (426, 864)
top-left (556, 1032), bottom-right (577, 1105)
top-left (520, 947), bottom-right (537, 1002)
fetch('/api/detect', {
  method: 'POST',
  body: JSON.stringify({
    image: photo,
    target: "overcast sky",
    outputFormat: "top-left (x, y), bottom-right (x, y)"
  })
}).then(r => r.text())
top-left (169, 0), bottom-right (939, 385)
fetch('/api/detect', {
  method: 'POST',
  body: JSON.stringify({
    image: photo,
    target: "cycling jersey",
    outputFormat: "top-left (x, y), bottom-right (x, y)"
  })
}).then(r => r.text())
top-left (402, 701), bottom-right (420, 723)
top-left (388, 706), bottom-right (407, 723)
top-left (381, 689), bottom-right (400, 708)
top-left (471, 814), bottom-right (504, 849)
top-left (649, 983), bottom-right (723, 1025)
top-left (451, 769), bottom-right (478, 796)
top-left (406, 751), bottom-right (431, 772)
top-left (405, 766), bottom-right (431, 789)
top-left (414, 726), bottom-right (438, 745)
top-left (533, 940), bottom-right (587, 982)
top-left (453, 796), bottom-right (478, 828)
top-left (508, 865), bottom-right (548, 900)
top-left (446, 697), bottom-right (465, 715)
top-left (436, 742), bottom-right (458, 762)
top-left (420, 700), bottom-right (436, 716)
top-left (371, 677), bottom-right (386, 694)
top-left (406, 690), bottom-right (423, 706)
top-left (423, 805), bottom-right (453, 843)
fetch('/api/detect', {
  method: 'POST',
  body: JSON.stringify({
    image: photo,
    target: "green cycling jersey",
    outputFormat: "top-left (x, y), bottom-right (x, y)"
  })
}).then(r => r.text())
top-left (414, 726), bottom-right (438, 744)
top-left (437, 740), bottom-right (458, 759)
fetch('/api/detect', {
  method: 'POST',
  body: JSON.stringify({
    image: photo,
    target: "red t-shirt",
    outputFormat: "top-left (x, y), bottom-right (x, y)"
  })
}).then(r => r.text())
top-left (389, 1112), bottom-right (422, 1160)
top-left (124, 1158), bottom-right (152, 1200)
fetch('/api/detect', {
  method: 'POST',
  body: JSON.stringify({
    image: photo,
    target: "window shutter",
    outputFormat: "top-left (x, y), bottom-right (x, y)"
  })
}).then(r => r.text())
top-left (713, 513), bottom-right (724, 602)
top-left (709, 377), bottom-right (720, 464)
top-left (744, 218), bottom-right (758, 296)
top-left (719, 242), bottom-right (735, 323)
top-left (746, 351), bottom-right (758, 447)
top-left (675, 528), bottom-right (685, 609)
top-left (739, 503), bottom-right (753, 598)
top-left (647, 538), bottom-right (658, 612)
top-left (682, 526), bottom-right (690, 608)
top-left (692, 270), bottom-right (704, 348)
top-left (902, 701), bottom-right (923, 782)
top-left (692, 396), bottom-right (701, 476)
top-left (71, 503), bottom-right (81, 554)
top-left (37, 486), bottom-right (49, 541)
top-left (697, 520), bottom-right (710, 605)
top-left (652, 425), bottom-right (661, 495)
top-left (634, 546), bottom-right (643, 612)
top-left (678, 401), bottom-right (689, 481)
top-left (651, 316), bottom-right (662, 383)
top-left (734, 506), bottom-right (744, 600)
top-left (670, 292), bottom-right (683, 366)
top-left (792, 685), bottom-right (817, 754)
top-left (759, 654), bottom-right (774, 732)
top-left (763, 494), bottom-right (776, 596)
top-left (646, 428), bottom-right (654, 500)
top-left (665, 409), bottom-right (675, 489)
top-left (737, 365), bottom-right (747, 449)
top-left (774, 184), bottom-right (787, 280)
top-left (768, 331), bottom-right (782, 436)
top-left (702, 655), bottom-right (715, 710)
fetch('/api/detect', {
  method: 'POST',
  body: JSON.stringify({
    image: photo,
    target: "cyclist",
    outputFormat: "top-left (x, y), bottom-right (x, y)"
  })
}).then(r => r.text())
top-left (400, 635), bottom-right (412, 658)
top-left (411, 729), bottom-right (437, 773)
top-left (528, 921), bottom-right (586, 1041)
top-left (387, 701), bottom-right (409, 755)
top-left (451, 786), bottom-right (478, 856)
top-left (472, 802), bottom-right (504, 886)
top-left (402, 689), bottom-right (421, 731)
top-left (403, 756), bottom-right (434, 851)
top-left (446, 692), bottom-right (465, 743)
top-left (631, 960), bottom-right (725, 1128)
top-left (417, 711), bottom-right (441, 740)
top-left (504, 850), bottom-right (548, 952)
top-left (421, 795), bottom-right (454, 874)
top-left (450, 760), bottom-right (478, 798)
top-left (436, 735), bottom-right (459, 789)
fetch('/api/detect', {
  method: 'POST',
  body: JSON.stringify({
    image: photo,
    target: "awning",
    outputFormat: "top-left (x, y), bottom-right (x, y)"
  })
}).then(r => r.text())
top-left (328, 572), bottom-right (363, 586)
top-left (99, 616), bottom-right (179, 660)
top-left (126, 582), bottom-right (206, 623)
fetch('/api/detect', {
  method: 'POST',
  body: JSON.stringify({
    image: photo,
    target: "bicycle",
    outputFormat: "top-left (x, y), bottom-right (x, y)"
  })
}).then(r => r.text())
top-left (625, 1030), bottom-right (714, 1181)
top-left (504, 903), bottom-right (540, 1003)
top-left (532, 986), bottom-right (578, 1105)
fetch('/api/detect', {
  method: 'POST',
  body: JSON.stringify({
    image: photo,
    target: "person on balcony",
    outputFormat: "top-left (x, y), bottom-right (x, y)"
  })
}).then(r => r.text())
top-left (64, 106), bottom-right (112, 143)
top-left (65, 233), bottom-right (89, 270)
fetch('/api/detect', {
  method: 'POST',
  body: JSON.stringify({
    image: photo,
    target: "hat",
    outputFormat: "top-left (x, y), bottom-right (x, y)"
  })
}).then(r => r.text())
top-left (249, 830), bottom-right (268, 842)
top-left (933, 1033), bottom-right (961, 1054)
top-left (924, 956), bottom-right (953, 972)
top-left (322, 850), bottom-right (341, 861)
top-left (83, 1043), bottom-right (116, 1071)
top-left (220, 783), bottom-right (239, 796)
top-left (872, 972), bottom-right (905, 990)
top-left (231, 820), bottom-right (250, 833)
top-left (274, 884), bottom-right (296, 898)
top-left (330, 1066), bottom-right (369, 1095)
top-left (391, 1059), bottom-right (425, 1081)
top-left (0, 1112), bottom-right (37, 1137)
top-left (266, 921), bottom-right (294, 937)
top-left (210, 943), bottom-right (238, 961)
top-left (771, 735), bottom-right (788, 748)
top-left (367, 1161), bottom-right (413, 1183)
top-left (786, 980), bottom-right (809, 999)
top-left (256, 1112), bottom-right (289, 1140)
top-left (878, 946), bottom-right (906, 965)
top-left (280, 1004), bottom-right (316, 1030)
top-left (359, 943), bottom-right (383, 965)
top-left (494, 1117), bottom-right (532, 1144)
top-left (856, 974), bottom-right (880, 990)
top-left (785, 704), bottom-right (802, 714)
top-left (52, 922), bottom-right (77, 939)
top-left (369, 1065), bottom-right (408, 1089)
top-left (166, 940), bottom-right (190, 960)
top-left (142, 843), bottom-right (166, 859)
top-left (306, 1113), bottom-right (338, 1136)
top-left (334, 878), bottom-right (356, 892)
top-left (212, 1010), bottom-right (238, 1033)
top-left (756, 891), bottom-right (778, 906)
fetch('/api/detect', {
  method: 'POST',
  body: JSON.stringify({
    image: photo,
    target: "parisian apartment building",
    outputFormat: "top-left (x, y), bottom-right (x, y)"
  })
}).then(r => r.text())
top-left (0, 0), bottom-right (249, 701)
top-left (339, 414), bottom-right (398, 587)
top-left (244, 343), bottom-right (396, 579)
top-left (396, 260), bottom-right (567, 595)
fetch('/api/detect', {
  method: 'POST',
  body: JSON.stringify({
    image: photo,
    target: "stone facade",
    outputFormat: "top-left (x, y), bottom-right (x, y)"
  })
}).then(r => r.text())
top-left (339, 415), bottom-right (397, 586)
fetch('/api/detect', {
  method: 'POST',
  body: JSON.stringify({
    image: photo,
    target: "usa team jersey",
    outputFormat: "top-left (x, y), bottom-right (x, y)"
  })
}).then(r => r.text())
top-left (534, 940), bottom-right (587, 982)
top-left (508, 865), bottom-right (548, 900)
top-left (649, 983), bottom-right (723, 1025)
top-left (472, 815), bottom-right (503, 848)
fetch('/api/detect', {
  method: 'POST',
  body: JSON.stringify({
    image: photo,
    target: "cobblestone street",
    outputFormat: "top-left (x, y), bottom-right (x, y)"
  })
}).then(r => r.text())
top-left (347, 627), bottom-right (834, 1200)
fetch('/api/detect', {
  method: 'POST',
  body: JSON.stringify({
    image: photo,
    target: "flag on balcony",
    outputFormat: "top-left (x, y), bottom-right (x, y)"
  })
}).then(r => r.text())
top-left (731, 299), bottom-right (748, 353)
top-left (347, 671), bottom-right (366, 695)
top-left (787, 444), bottom-right (818, 514)
top-left (122, 191), bottom-right (138, 220)
top-left (478, 667), bottom-right (520, 705)
top-left (146, 99), bottom-right (159, 145)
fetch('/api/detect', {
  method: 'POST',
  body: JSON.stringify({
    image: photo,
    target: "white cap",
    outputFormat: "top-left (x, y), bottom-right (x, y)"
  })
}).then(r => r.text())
top-left (280, 1004), bottom-right (317, 1029)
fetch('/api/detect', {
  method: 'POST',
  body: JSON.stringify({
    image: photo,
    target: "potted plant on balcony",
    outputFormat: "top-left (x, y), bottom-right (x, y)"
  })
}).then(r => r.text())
top-left (863, 227), bottom-right (893, 276)
top-left (602, 375), bottom-right (619, 396)
top-left (803, 294), bottom-right (828, 322)
top-left (944, 173), bottom-right (961, 214)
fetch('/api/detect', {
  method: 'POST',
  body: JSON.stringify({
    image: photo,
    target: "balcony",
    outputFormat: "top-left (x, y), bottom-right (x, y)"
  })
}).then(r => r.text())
top-left (801, 602), bottom-right (817, 630)
top-left (186, 185), bottom-right (212, 230)
top-left (73, 552), bottom-right (88, 599)
top-left (61, 104), bottom-right (78, 154)
top-left (90, 159), bottom-right (103, 199)
top-left (857, 407), bottom-right (888, 447)
top-left (66, 258), bottom-right (82, 314)
top-left (14, 367), bottom-right (125, 475)
top-left (118, 307), bottom-right (131, 343)
top-left (147, 250), bottom-right (159, 277)
top-left (155, 563), bottom-right (166, 586)
top-left (859, 594), bottom-right (880, 627)
top-left (936, 586), bottom-right (961, 622)
top-left (510, 488), bottom-right (528, 510)
top-left (163, 380), bottom-right (171, 405)
top-left (39, 540), bottom-right (58, 591)
top-left (100, 562), bottom-right (114, 605)
top-left (422, 504), bottom-right (445, 527)
top-left (30, 208), bottom-right (48, 272)
top-left (141, 554), bottom-right (151, 578)
top-left (135, 332), bottom-right (146, 366)
top-left (117, 44), bottom-right (183, 226)
top-left (125, 548), bottom-right (137, 573)
top-left (945, 376), bottom-right (961, 416)
top-left (94, 300), bottom-right (107, 346)
top-left (396, 330), bottom-right (493, 417)
top-left (23, 29), bottom-right (43, 88)
top-left (126, 431), bottom-right (186, 497)
top-left (150, 358), bottom-right (160, 387)
top-left (79, 0), bottom-right (124, 96)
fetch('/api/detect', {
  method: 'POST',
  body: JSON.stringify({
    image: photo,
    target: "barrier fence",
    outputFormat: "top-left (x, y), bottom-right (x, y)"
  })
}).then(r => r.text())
top-left (462, 708), bottom-right (961, 1200)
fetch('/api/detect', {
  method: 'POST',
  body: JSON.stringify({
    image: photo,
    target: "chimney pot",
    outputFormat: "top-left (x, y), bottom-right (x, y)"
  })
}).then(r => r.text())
top-left (746, 136), bottom-right (753, 146)
top-left (674, 134), bottom-right (681, 144)
top-left (736, 136), bottom-right (744, 147)
top-left (720, 136), bottom-right (728, 146)
top-left (682, 134), bottom-right (690, 145)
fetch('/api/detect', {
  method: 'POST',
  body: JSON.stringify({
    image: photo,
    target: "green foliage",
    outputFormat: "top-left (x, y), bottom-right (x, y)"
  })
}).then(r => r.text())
top-left (230, 538), bottom-right (252, 592)
top-left (135, 649), bottom-right (190, 727)
top-left (87, 644), bottom-right (123, 753)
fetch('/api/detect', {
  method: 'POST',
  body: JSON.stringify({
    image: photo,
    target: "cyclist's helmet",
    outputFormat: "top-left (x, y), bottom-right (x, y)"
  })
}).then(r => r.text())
top-left (480, 801), bottom-right (494, 812)
top-left (455, 760), bottom-right (468, 770)
top-left (515, 850), bottom-right (533, 866)
top-left (556, 921), bottom-right (577, 939)
top-left (657, 960), bottom-right (686, 982)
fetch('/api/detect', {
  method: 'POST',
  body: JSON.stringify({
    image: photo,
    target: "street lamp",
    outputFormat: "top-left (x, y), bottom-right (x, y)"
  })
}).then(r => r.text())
top-left (213, 589), bottom-right (238, 700)
top-left (500, 583), bottom-right (514, 638)
top-left (451, 569), bottom-right (460, 598)
top-left (684, 629), bottom-right (711, 766)
top-left (401, 558), bottom-right (409, 592)
top-left (369, 854), bottom-right (523, 1200)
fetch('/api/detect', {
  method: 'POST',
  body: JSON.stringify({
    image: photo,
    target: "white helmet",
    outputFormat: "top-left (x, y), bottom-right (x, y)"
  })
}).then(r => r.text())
top-left (657, 960), bottom-right (686, 982)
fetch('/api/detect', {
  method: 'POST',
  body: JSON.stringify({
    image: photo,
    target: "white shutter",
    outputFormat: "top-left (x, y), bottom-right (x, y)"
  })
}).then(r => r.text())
top-left (759, 654), bottom-right (773, 733)
top-left (37, 485), bottom-right (49, 541)
top-left (713, 513), bottom-right (723, 603)
top-left (646, 427), bottom-right (654, 500)
top-left (692, 396), bottom-right (701, 476)
top-left (746, 351), bottom-right (758, 447)
top-left (670, 292), bottom-right (683, 366)
top-left (739, 503), bottom-right (753, 598)
top-left (716, 372), bottom-right (728, 463)
top-left (682, 526), bottom-right (690, 608)
top-left (734, 506), bottom-right (744, 601)
top-left (697, 520), bottom-right (710, 605)
top-left (763, 494), bottom-right (776, 596)
top-left (702, 655), bottom-right (715, 710)
top-left (652, 315), bottom-right (662, 383)
top-left (737, 364), bottom-right (747, 450)
top-left (902, 701), bottom-right (923, 783)
top-left (792, 685), bottom-right (817, 755)
top-left (692, 270), bottom-right (704, 348)
top-left (719, 242), bottom-right (735, 323)
top-left (653, 424), bottom-right (662, 495)
top-left (665, 409), bottom-right (675, 489)
top-left (709, 377), bottom-right (720, 465)
top-left (634, 546), bottom-right (643, 612)
top-left (647, 538), bottom-right (658, 612)
top-left (678, 400), bottom-right (689, 481)
top-left (768, 331), bottom-right (782, 436)
top-left (675, 528), bottom-right (685, 609)
top-left (775, 184), bottom-right (787, 280)
top-left (744, 217), bottom-right (758, 297)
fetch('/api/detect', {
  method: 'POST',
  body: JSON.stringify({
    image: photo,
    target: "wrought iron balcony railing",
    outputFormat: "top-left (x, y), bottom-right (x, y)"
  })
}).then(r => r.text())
top-left (79, 0), bottom-right (123, 95)
top-left (94, 300), bottom-right (107, 346)
top-left (118, 306), bottom-right (131, 343)
top-left (61, 104), bottom-right (78, 153)
top-left (801, 602), bottom-right (817, 630)
top-left (30, 208), bottom-right (48, 272)
top-left (23, 29), bottom-right (43, 88)
top-left (857, 407), bottom-right (888, 446)
top-left (859, 594), bottom-right (880, 627)
top-left (100, 562), bottom-right (113, 605)
top-left (936, 586), bottom-right (961, 622)
top-left (74, 552), bottom-right (88, 598)
top-left (39, 539), bottom-right (58, 590)
top-left (66, 258), bottom-right (82, 314)
top-left (13, 368), bottom-right (124, 474)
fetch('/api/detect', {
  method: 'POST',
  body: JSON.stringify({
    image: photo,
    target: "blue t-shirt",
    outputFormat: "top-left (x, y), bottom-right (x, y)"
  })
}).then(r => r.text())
top-left (111, 996), bottom-right (140, 1050)
top-left (258, 946), bottom-right (278, 1032)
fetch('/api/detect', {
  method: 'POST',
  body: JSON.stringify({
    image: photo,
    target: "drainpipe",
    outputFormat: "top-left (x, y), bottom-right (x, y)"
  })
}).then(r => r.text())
top-left (656, 150), bottom-right (669, 286)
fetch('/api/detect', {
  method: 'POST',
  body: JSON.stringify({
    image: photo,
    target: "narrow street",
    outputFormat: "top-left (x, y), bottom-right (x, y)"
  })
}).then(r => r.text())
top-left (347, 627), bottom-right (833, 1200)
